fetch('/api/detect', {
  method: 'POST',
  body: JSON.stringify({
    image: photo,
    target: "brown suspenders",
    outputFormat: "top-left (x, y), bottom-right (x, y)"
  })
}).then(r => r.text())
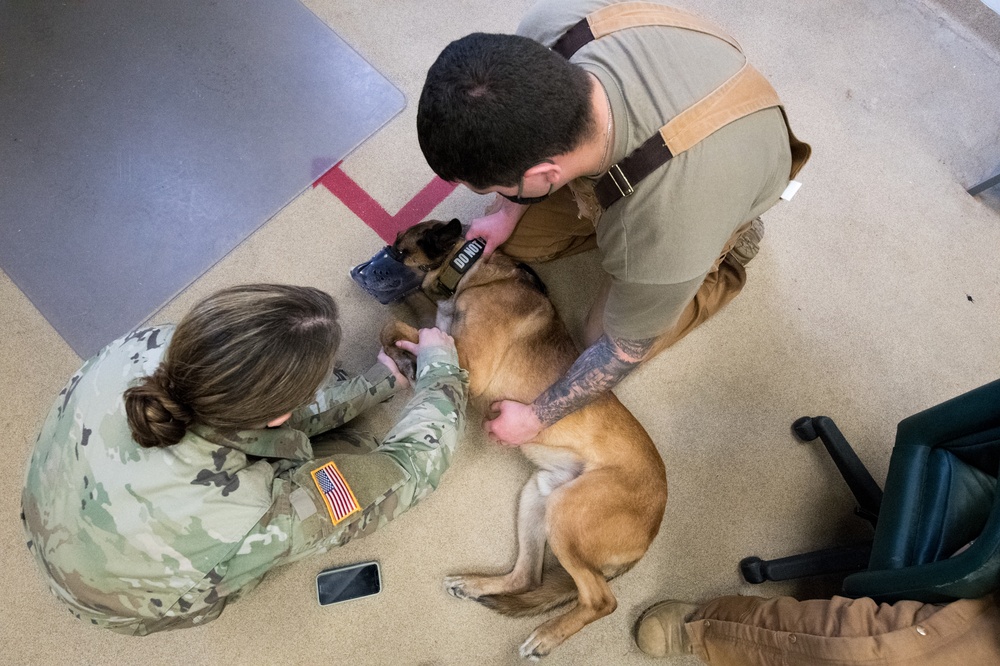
top-left (551, 3), bottom-right (811, 210)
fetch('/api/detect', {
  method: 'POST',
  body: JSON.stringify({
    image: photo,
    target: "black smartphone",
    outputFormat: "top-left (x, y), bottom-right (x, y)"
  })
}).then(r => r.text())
top-left (316, 561), bottom-right (382, 606)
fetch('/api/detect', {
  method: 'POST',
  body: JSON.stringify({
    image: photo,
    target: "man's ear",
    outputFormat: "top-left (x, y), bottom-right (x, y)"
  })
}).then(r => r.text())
top-left (418, 218), bottom-right (464, 261)
top-left (525, 160), bottom-right (562, 184)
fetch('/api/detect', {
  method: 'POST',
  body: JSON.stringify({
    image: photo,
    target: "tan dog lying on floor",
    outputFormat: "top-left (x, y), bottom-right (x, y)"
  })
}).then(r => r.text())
top-left (378, 219), bottom-right (667, 660)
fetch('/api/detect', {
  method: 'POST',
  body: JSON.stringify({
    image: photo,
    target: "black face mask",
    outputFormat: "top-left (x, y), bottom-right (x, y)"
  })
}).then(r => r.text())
top-left (499, 162), bottom-right (555, 205)
top-left (499, 185), bottom-right (553, 206)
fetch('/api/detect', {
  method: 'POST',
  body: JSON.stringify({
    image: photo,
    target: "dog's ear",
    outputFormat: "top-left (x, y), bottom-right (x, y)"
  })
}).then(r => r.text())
top-left (418, 218), bottom-right (465, 261)
top-left (443, 218), bottom-right (463, 241)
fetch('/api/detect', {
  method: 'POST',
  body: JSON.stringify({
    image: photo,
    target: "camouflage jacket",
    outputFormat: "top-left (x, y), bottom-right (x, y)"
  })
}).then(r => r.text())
top-left (21, 325), bottom-right (468, 635)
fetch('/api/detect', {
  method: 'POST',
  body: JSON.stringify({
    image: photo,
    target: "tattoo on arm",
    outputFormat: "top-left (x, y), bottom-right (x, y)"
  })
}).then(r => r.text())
top-left (532, 334), bottom-right (655, 427)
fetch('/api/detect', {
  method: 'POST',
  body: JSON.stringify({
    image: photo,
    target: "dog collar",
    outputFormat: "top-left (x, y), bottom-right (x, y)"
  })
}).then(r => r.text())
top-left (436, 238), bottom-right (487, 296)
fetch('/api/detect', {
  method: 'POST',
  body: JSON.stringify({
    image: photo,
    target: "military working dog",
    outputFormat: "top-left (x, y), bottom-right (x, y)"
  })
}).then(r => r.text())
top-left (378, 219), bottom-right (667, 660)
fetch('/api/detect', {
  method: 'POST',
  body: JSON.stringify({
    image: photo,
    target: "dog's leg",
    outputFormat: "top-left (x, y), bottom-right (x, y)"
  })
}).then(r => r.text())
top-left (434, 298), bottom-right (456, 334)
top-left (379, 320), bottom-right (420, 382)
top-left (518, 476), bottom-right (627, 660)
top-left (444, 472), bottom-right (548, 600)
top-left (403, 291), bottom-right (438, 328)
top-left (518, 560), bottom-right (616, 661)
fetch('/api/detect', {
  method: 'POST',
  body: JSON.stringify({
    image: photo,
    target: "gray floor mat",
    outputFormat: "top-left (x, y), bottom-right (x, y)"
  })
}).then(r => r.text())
top-left (0, 0), bottom-right (404, 356)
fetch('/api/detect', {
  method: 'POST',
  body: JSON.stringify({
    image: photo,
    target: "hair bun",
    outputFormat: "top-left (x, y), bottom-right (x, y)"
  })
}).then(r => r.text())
top-left (124, 370), bottom-right (194, 448)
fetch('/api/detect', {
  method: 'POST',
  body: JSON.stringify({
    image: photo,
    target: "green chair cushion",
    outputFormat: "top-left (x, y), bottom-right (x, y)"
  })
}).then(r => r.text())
top-left (913, 450), bottom-right (996, 563)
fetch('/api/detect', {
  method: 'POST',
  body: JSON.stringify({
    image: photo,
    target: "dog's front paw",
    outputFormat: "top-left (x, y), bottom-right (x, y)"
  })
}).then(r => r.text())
top-left (390, 349), bottom-right (417, 383)
top-left (443, 575), bottom-right (481, 601)
top-left (379, 320), bottom-right (419, 382)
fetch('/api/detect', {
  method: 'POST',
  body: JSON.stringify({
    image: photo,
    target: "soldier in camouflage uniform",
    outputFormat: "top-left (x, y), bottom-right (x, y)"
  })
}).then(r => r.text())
top-left (21, 285), bottom-right (468, 635)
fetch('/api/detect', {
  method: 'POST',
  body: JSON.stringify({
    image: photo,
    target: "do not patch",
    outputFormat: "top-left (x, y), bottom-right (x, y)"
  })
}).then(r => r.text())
top-left (310, 462), bottom-right (361, 525)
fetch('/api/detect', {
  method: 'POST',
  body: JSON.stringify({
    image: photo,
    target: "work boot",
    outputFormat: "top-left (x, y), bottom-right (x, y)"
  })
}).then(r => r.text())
top-left (634, 600), bottom-right (698, 658)
top-left (729, 217), bottom-right (764, 267)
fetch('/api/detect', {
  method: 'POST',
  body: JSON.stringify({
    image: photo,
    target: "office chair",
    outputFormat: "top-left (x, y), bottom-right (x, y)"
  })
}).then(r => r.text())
top-left (741, 378), bottom-right (1000, 603)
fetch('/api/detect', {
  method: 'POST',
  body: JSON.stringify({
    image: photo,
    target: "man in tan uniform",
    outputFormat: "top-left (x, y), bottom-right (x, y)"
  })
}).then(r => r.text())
top-left (417, 0), bottom-right (809, 445)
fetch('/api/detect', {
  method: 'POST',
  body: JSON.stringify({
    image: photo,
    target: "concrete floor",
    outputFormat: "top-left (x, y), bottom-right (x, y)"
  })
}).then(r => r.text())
top-left (3, 0), bottom-right (999, 664)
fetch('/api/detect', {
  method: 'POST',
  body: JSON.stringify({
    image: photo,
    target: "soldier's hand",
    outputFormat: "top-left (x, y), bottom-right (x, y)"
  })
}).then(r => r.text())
top-left (396, 327), bottom-right (455, 355)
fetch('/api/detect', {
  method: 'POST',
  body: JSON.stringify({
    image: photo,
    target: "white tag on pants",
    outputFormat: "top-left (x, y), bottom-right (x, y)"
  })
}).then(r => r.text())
top-left (781, 180), bottom-right (802, 201)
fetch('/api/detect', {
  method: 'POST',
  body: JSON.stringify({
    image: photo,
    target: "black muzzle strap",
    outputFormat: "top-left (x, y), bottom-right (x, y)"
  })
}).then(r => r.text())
top-left (436, 238), bottom-right (487, 296)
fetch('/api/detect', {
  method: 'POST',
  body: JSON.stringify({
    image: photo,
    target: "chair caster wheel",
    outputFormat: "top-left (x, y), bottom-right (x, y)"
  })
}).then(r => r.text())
top-left (792, 417), bottom-right (818, 442)
top-left (740, 556), bottom-right (767, 584)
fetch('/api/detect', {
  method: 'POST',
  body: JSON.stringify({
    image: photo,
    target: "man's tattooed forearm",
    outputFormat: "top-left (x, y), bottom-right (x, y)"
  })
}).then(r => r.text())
top-left (532, 334), bottom-right (655, 427)
top-left (614, 336), bottom-right (657, 359)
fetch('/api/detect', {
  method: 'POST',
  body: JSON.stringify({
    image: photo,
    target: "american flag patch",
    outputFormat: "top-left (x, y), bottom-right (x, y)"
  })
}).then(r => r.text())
top-left (310, 462), bottom-right (360, 525)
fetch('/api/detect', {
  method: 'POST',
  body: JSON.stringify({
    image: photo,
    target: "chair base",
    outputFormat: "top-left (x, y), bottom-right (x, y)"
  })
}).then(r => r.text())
top-left (792, 416), bottom-right (882, 526)
top-left (741, 543), bottom-right (873, 584)
top-left (740, 416), bottom-right (882, 585)
top-left (968, 171), bottom-right (1000, 196)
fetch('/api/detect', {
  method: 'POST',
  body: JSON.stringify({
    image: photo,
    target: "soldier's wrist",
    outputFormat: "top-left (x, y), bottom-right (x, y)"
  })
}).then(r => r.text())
top-left (417, 344), bottom-right (459, 372)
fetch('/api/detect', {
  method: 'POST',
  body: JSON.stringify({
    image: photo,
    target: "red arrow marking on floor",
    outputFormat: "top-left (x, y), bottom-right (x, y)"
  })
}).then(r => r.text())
top-left (315, 163), bottom-right (458, 242)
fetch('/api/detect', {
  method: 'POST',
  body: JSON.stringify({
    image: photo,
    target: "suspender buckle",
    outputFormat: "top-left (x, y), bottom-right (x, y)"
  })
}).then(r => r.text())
top-left (608, 163), bottom-right (634, 198)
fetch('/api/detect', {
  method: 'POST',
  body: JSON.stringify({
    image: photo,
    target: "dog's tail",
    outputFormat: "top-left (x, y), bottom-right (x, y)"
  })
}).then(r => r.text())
top-left (475, 561), bottom-right (636, 617)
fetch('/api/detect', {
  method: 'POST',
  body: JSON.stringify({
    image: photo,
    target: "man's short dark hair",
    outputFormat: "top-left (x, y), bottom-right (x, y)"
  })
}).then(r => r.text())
top-left (417, 32), bottom-right (594, 189)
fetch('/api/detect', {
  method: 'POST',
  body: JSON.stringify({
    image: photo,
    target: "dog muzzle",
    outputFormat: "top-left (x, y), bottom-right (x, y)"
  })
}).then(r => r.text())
top-left (350, 246), bottom-right (424, 305)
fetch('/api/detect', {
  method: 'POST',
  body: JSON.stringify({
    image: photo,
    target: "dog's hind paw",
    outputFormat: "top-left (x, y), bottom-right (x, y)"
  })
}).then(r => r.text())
top-left (443, 575), bottom-right (479, 601)
top-left (519, 630), bottom-right (553, 661)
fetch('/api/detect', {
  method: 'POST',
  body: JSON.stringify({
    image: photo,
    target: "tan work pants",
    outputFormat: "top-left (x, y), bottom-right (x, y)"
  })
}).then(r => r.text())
top-left (686, 594), bottom-right (1000, 665)
top-left (497, 186), bottom-right (747, 356)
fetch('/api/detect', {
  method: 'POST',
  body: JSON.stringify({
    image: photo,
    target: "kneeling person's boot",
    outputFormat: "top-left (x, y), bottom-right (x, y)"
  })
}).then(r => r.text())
top-left (730, 217), bottom-right (764, 267)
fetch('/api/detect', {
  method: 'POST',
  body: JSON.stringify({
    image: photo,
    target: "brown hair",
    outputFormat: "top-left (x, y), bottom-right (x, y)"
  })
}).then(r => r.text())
top-left (124, 284), bottom-right (341, 448)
